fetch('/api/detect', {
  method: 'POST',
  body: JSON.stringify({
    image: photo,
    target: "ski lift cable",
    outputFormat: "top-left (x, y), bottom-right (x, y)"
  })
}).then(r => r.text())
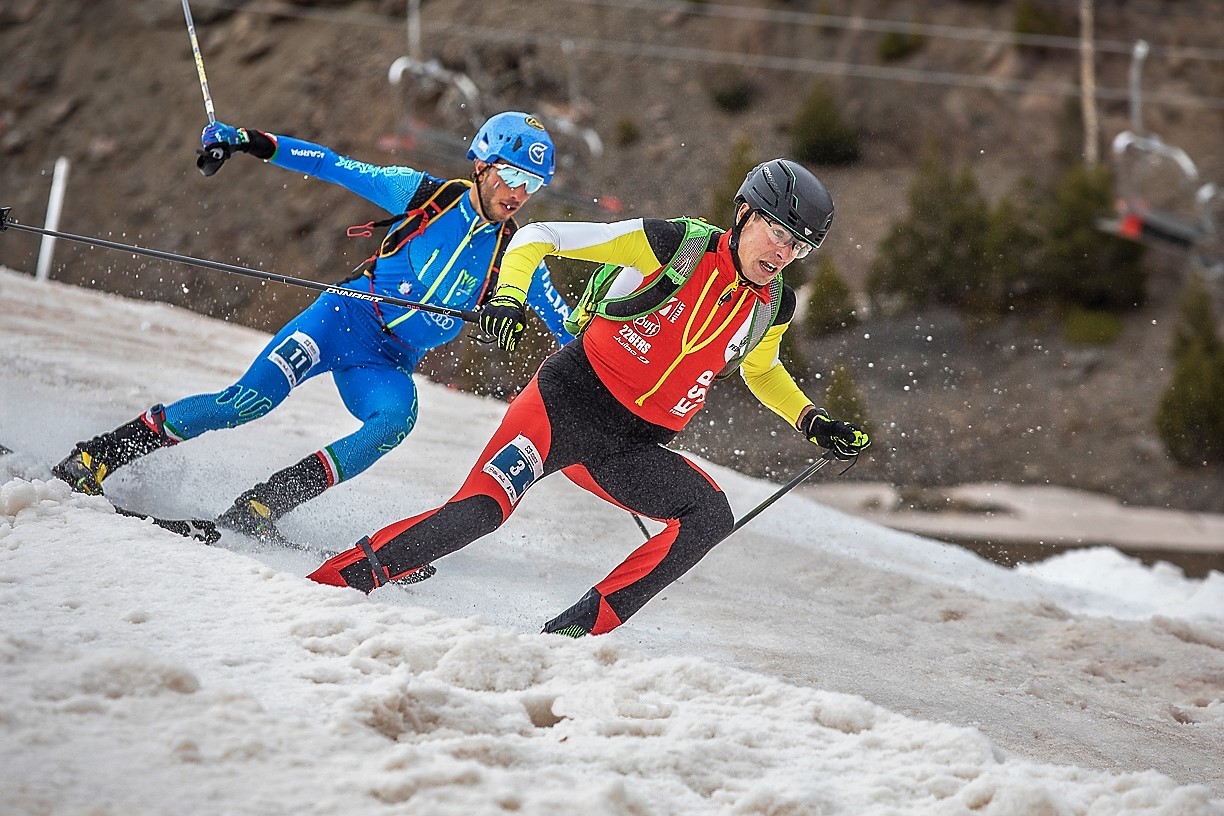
top-left (188, 0), bottom-right (1224, 111)
top-left (553, 0), bottom-right (1224, 62)
top-left (1002, 0), bottom-right (1224, 22)
top-left (191, 0), bottom-right (1224, 63)
top-left (430, 23), bottom-right (1224, 112)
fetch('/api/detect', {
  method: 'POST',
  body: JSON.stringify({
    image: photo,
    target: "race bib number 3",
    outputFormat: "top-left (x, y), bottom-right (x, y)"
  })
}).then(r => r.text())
top-left (482, 434), bottom-right (544, 504)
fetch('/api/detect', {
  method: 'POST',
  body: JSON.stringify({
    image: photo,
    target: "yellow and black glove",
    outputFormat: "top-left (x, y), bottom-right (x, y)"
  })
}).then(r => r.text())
top-left (479, 288), bottom-right (527, 351)
top-left (799, 408), bottom-right (871, 460)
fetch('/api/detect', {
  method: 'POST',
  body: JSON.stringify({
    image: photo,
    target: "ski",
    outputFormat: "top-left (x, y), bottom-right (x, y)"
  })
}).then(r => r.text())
top-left (207, 509), bottom-right (436, 585)
top-left (0, 444), bottom-right (220, 544)
top-left (390, 564), bottom-right (437, 585)
top-left (225, 531), bottom-right (438, 586)
top-left (113, 505), bottom-right (221, 544)
top-left (2, 444), bottom-right (431, 582)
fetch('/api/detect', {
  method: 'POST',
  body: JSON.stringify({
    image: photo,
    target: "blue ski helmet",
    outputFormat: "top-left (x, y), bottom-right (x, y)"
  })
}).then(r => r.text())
top-left (467, 111), bottom-right (556, 186)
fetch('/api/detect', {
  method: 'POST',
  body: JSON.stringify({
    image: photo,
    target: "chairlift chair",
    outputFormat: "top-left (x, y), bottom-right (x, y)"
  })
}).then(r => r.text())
top-left (1097, 41), bottom-right (1222, 278)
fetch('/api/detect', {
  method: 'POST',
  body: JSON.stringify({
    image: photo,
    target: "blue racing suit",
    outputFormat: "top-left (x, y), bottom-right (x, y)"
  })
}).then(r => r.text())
top-left (160, 135), bottom-right (573, 488)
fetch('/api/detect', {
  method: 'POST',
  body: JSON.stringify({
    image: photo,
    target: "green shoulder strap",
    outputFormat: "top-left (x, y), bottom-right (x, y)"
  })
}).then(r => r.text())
top-left (716, 276), bottom-right (784, 379)
top-left (563, 217), bottom-right (722, 336)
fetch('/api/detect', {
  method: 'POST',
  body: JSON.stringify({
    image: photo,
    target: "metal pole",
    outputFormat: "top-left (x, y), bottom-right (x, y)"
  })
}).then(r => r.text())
top-left (0, 209), bottom-right (479, 323)
top-left (1129, 40), bottom-right (1150, 135)
top-left (1079, 0), bottom-right (1099, 166)
top-left (730, 450), bottom-right (838, 535)
top-left (181, 0), bottom-right (217, 125)
top-left (35, 157), bottom-right (70, 282)
top-left (407, 0), bottom-right (422, 61)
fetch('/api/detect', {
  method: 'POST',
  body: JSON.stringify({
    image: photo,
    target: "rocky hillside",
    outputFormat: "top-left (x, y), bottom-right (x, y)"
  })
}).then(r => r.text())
top-left (2, 0), bottom-right (1222, 511)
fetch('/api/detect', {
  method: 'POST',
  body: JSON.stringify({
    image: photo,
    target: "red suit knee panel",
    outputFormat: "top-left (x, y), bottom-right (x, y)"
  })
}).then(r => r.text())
top-left (590, 596), bottom-right (625, 635)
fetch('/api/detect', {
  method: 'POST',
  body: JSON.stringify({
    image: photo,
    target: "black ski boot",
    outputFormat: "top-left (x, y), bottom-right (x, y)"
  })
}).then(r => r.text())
top-left (542, 588), bottom-right (607, 638)
top-left (216, 453), bottom-right (331, 544)
top-left (53, 406), bottom-right (173, 495)
top-left (216, 496), bottom-right (291, 544)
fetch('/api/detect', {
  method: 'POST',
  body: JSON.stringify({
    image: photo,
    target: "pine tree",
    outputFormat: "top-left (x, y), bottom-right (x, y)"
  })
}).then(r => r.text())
top-left (791, 81), bottom-right (860, 166)
top-left (822, 365), bottom-right (872, 436)
top-left (709, 136), bottom-right (758, 229)
top-left (805, 255), bottom-right (858, 337)
top-left (1155, 281), bottom-right (1224, 465)
top-left (1034, 163), bottom-right (1146, 310)
top-left (867, 144), bottom-right (991, 311)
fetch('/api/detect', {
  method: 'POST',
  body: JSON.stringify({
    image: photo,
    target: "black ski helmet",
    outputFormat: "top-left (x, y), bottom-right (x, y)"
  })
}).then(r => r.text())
top-left (735, 159), bottom-right (834, 249)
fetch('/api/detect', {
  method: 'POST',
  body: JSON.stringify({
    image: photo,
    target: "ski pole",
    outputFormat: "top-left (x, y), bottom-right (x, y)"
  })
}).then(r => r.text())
top-left (628, 449), bottom-right (840, 542)
top-left (181, 0), bottom-right (228, 175)
top-left (729, 449), bottom-right (839, 535)
top-left (181, 0), bottom-right (217, 126)
top-left (0, 208), bottom-right (480, 324)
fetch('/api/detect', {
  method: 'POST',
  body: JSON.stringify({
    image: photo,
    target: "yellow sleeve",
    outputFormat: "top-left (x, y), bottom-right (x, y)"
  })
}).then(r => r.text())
top-left (497, 219), bottom-right (665, 301)
top-left (740, 323), bottom-right (814, 428)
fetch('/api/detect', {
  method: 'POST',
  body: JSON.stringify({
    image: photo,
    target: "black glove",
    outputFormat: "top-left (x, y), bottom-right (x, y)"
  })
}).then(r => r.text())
top-left (800, 408), bottom-right (871, 460)
top-left (479, 292), bottom-right (527, 351)
top-left (196, 122), bottom-right (276, 176)
top-left (196, 146), bottom-right (230, 177)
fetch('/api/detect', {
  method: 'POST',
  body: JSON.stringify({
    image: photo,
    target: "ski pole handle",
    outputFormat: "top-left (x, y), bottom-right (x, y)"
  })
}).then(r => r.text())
top-left (196, 146), bottom-right (228, 178)
top-left (181, 0), bottom-right (230, 175)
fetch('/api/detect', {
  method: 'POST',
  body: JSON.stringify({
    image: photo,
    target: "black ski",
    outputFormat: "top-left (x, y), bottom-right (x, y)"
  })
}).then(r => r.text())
top-left (4, 444), bottom-right (427, 580)
top-left (0, 444), bottom-right (220, 544)
top-left (112, 505), bottom-right (221, 544)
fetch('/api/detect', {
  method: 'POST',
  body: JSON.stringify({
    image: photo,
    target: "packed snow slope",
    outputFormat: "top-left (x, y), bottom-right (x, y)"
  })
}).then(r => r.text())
top-left (1, 267), bottom-right (1222, 815)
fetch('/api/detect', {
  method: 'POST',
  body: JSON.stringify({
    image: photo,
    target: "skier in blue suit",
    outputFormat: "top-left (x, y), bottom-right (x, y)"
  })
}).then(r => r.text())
top-left (54, 112), bottom-right (574, 547)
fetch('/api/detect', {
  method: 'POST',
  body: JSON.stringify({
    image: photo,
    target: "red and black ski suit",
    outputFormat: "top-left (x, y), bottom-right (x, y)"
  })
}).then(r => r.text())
top-left (309, 217), bottom-right (817, 635)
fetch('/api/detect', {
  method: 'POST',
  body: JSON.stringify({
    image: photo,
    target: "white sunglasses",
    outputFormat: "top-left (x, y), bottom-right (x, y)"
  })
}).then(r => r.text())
top-left (492, 163), bottom-right (546, 194)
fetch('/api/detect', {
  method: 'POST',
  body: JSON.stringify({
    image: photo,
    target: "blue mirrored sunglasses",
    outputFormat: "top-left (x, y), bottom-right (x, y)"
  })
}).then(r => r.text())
top-left (493, 163), bottom-right (546, 195)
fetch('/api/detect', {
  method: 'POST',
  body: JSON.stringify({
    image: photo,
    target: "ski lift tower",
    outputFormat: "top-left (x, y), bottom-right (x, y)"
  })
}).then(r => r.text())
top-left (1097, 40), bottom-right (1223, 279)
top-left (381, 0), bottom-right (486, 162)
top-left (381, 1), bottom-right (619, 216)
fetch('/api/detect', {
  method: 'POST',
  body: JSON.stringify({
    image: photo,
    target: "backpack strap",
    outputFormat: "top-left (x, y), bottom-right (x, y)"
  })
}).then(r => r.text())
top-left (339, 178), bottom-right (473, 283)
top-left (335, 178), bottom-right (514, 341)
top-left (564, 217), bottom-right (722, 336)
top-left (477, 217), bottom-right (518, 307)
top-left (717, 276), bottom-right (783, 379)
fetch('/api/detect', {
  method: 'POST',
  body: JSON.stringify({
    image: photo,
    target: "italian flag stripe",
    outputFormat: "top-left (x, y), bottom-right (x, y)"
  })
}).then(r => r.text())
top-left (159, 419), bottom-right (186, 444)
top-left (317, 447), bottom-right (343, 486)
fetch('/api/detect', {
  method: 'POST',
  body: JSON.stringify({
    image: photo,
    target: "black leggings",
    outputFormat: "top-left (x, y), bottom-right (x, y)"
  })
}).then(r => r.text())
top-left (316, 340), bottom-right (734, 633)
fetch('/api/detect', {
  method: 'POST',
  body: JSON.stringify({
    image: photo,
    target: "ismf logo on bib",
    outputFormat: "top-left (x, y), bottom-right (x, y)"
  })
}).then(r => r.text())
top-left (482, 434), bottom-right (544, 504)
top-left (269, 330), bottom-right (321, 387)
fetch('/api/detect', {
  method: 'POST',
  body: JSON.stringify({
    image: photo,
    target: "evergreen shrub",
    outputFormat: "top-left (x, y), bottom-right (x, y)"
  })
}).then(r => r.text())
top-left (822, 365), bottom-right (873, 437)
top-left (1062, 307), bottom-right (1123, 345)
top-left (805, 255), bottom-right (858, 337)
top-left (709, 136), bottom-right (758, 229)
top-left (1032, 163), bottom-right (1146, 310)
top-left (1156, 281), bottom-right (1224, 465)
top-left (791, 81), bottom-right (859, 166)
top-left (878, 31), bottom-right (924, 62)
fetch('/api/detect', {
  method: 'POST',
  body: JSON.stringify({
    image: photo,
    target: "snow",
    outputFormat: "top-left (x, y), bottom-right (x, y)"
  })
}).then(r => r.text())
top-left (1, 267), bottom-right (1221, 816)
